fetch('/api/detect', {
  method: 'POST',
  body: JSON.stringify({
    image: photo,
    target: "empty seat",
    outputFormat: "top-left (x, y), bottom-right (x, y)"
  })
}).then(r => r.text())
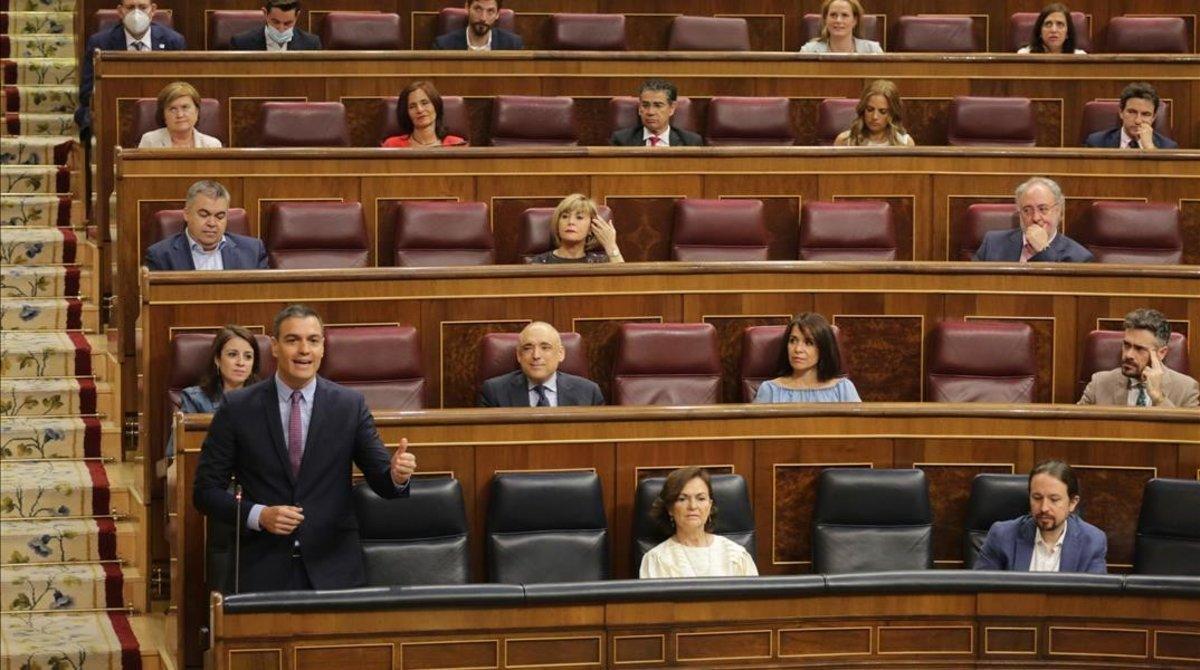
top-left (671, 199), bottom-right (768, 261)
top-left (1075, 202), bottom-right (1182, 264)
top-left (321, 325), bottom-right (425, 410)
top-left (802, 13), bottom-right (884, 45)
top-left (1077, 329), bottom-right (1189, 400)
top-left (1008, 11), bottom-right (1091, 52)
top-left (320, 12), bottom-right (402, 50)
top-left (1105, 16), bottom-right (1189, 54)
top-left (667, 16), bottom-right (750, 51)
top-left (816, 98), bottom-right (857, 145)
top-left (926, 320), bottom-right (1037, 403)
top-left (151, 208), bottom-right (249, 244)
top-left (632, 473), bottom-right (756, 571)
top-left (132, 97), bottom-right (225, 147)
top-left (705, 97), bottom-right (794, 146)
top-left (489, 96), bottom-right (579, 146)
top-left (1079, 99), bottom-right (1172, 145)
top-left (435, 7), bottom-right (516, 37)
top-left (612, 323), bottom-right (721, 405)
top-left (393, 201), bottom-right (495, 267)
top-left (948, 96), bottom-right (1036, 146)
top-left (208, 10), bottom-right (265, 50)
top-left (812, 468), bottom-right (933, 573)
top-left (957, 204), bottom-right (1019, 260)
top-left (799, 201), bottom-right (896, 261)
top-left (353, 478), bottom-right (469, 585)
top-left (476, 330), bottom-right (588, 386)
top-left (516, 205), bottom-right (613, 262)
top-left (962, 473), bottom-right (1028, 568)
top-left (608, 96), bottom-right (697, 135)
top-left (379, 95), bottom-right (470, 145)
top-left (265, 201), bottom-right (368, 269)
top-left (256, 102), bottom-right (349, 147)
top-left (738, 324), bottom-right (846, 402)
top-left (94, 8), bottom-right (173, 33)
top-left (893, 15), bottom-right (980, 52)
top-left (487, 471), bottom-right (608, 583)
top-left (548, 13), bottom-right (626, 50)
top-left (1135, 478), bottom-right (1200, 576)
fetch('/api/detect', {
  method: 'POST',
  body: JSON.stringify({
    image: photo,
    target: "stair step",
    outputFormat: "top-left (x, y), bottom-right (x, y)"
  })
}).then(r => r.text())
top-left (0, 562), bottom-right (143, 612)
top-left (3, 57), bottom-right (76, 88)
top-left (1, 417), bottom-right (120, 461)
top-left (1, 297), bottom-right (95, 331)
top-left (1, 611), bottom-right (150, 670)
top-left (1, 517), bottom-right (138, 564)
top-left (2, 134), bottom-right (76, 166)
top-left (2, 194), bottom-right (78, 226)
top-left (2, 84), bottom-right (77, 113)
top-left (2, 110), bottom-right (76, 136)
top-left (0, 377), bottom-right (112, 417)
top-left (1, 331), bottom-right (101, 377)
top-left (1, 12), bottom-right (75, 38)
top-left (1, 226), bottom-right (86, 264)
top-left (1, 164), bottom-right (73, 193)
top-left (0, 459), bottom-right (133, 519)
top-left (1, 264), bottom-right (87, 298)
top-left (3, 0), bottom-right (78, 11)
top-left (2, 34), bottom-right (75, 58)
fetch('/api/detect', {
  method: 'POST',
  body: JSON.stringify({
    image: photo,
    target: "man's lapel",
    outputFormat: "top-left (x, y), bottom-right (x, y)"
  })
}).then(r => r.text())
top-left (262, 377), bottom-right (294, 486)
top-left (507, 372), bottom-right (530, 407)
top-left (172, 234), bottom-right (196, 270)
top-left (1013, 517), bottom-right (1035, 570)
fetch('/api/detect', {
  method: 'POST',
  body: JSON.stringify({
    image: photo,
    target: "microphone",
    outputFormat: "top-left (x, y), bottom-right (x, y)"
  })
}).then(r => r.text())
top-left (233, 482), bottom-right (242, 594)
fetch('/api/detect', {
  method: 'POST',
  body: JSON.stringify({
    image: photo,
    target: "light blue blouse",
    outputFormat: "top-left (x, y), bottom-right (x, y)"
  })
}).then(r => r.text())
top-left (753, 378), bottom-right (862, 403)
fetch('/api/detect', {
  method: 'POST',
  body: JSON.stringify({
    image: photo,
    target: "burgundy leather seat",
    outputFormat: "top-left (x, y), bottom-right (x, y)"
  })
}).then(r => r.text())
top-left (671, 199), bottom-right (768, 261)
top-left (738, 324), bottom-right (845, 402)
top-left (208, 10), bottom-right (266, 50)
top-left (608, 96), bottom-right (696, 135)
top-left (256, 102), bottom-right (350, 147)
top-left (94, 8), bottom-right (173, 33)
top-left (705, 97), bottom-right (794, 146)
top-left (1105, 16), bottom-right (1189, 54)
top-left (393, 201), bottom-right (494, 267)
top-left (612, 323), bottom-right (721, 406)
top-left (958, 204), bottom-right (1019, 260)
top-left (1008, 11), bottom-right (1091, 52)
top-left (516, 205), bottom-right (612, 262)
top-left (947, 96), bottom-right (1036, 147)
top-left (435, 7), bottom-right (516, 38)
top-left (926, 320), bottom-right (1037, 403)
top-left (151, 208), bottom-right (249, 244)
top-left (476, 331), bottom-right (589, 385)
top-left (379, 95), bottom-right (470, 145)
top-left (265, 201), bottom-right (369, 269)
top-left (548, 13), bottom-right (626, 50)
top-left (668, 16), bottom-right (750, 51)
top-left (132, 97), bottom-right (225, 147)
top-left (1077, 330), bottom-right (1190, 400)
top-left (1074, 202), bottom-right (1183, 265)
top-left (1079, 99), bottom-right (1171, 144)
top-left (799, 201), bottom-right (896, 261)
top-left (816, 98), bottom-right (857, 145)
top-left (801, 13), bottom-right (883, 45)
top-left (320, 12), bottom-right (402, 50)
top-left (489, 96), bottom-right (579, 146)
top-left (321, 325), bottom-right (425, 410)
top-left (893, 15), bottom-right (980, 52)
top-left (167, 331), bottom-right (274, 412)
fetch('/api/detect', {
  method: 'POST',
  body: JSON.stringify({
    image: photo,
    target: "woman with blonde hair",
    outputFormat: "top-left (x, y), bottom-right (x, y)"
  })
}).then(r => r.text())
top-left (834, 79), bottom-right (915, 147)
top-left (138, 81), bottom-right (222, 148)
top-left (800, 0), bottom-right (883, 53)
top-left (527, 194), bottom-right (624, 264)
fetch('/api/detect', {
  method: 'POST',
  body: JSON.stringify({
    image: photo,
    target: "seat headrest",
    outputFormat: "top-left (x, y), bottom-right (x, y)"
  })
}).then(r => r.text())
top-left (815, 469), bottom-right (931, 524)
top-left (607, 96), bottom-right (697, 134)
top-left (257, 102), bottom-right (350, 147)
top-left (208, 10), bottom-right (271, 50)
top-left (132, 97), bottom-right (224, 147)
top-left (928, 320), bottom-right (1037, 376)
top-left (266, 201), bottom-right (368, 269)
top-left (800, 201), bottom-right (896, 260)
top-left (613, 323), bottom-right (721, 375)
top-left (393, 201), bottom-right (495, 267)
top-left (517, 205), bottom-right (613, 261)
top-left (321, 325), bottom-right (422, 382)
top-left (476, 331), bottom-right (588, 384)
top-left (1105, 16), bottom-right (1189, 54)
top-left (1075, 202), bottom-right (1182, 264)
top-left (354, 478), bottom-right (467, 539)
top-left (705, 97), bottom-right (795, 146)
top-left (948, 96), bottom-right (1036, 146)
top-left (667, 16), bottom-right (750, 51)
top-left (963, 474), bottom-right (1029, 530)
top-left (151, 208), bottom-right (249, 244)
top-left (893, 15), bottom-right (980, 52)
top-left (959, 204), bottom-right (1019, 260)
top-left (488, 471), bottom-right (606, 532)
top-left (671, 199), bottom-right (769, 261)
top-left (816, 98), bottom-right (857, 145)
top-left (320, 12), bottom-right (402, 50)
top-left (1138, 478), bottom-right (1200, 537)
top-left (548, 13), bottom-right (627, 50)
top-left (490, 96), bottom-right (579, 146)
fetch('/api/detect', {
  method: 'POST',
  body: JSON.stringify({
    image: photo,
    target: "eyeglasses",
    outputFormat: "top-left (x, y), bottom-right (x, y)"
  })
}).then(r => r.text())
top-left (1020, 203), bottom-right (1059, 217)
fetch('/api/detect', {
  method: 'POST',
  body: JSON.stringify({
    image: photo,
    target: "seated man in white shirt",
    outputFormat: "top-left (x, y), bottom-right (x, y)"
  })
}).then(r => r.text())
top-left (143, 180), bottom-right (267, 271)
top-left (609, 79), bottom-right (704, 147)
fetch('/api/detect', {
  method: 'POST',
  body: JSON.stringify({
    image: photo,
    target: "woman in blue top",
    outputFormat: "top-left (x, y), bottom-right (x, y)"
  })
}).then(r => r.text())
top-left (165, 325), bottom-right (261, 458)
top-left (753, 313), bottom-right (861, 403)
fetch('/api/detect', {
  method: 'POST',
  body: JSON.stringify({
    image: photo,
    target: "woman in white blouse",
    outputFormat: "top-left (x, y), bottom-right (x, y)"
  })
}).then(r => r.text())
top-left (799, 0), bottom-right (883, 54)
top-left (639, 467), bottom-right (758, 578)
top-left (138, 81), bottom-right (222, 148)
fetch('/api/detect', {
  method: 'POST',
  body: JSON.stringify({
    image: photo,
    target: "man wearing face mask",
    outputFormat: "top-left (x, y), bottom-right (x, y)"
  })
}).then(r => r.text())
top-left (230, 0), bottom-right (322, 51)
top-left (77, 0), bottom-right (186, 134)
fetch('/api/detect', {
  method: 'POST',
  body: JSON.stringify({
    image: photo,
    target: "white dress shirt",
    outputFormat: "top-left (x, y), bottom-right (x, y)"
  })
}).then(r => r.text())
top-left (125, 30), bottom-right (152, 51)
top-left (184, 230), bottom-right (226, 270)
top-left (466, 28), bottom-right (492, 51)
top-left (1029, 519), bottom-right (1067, 572)
top-left (527, 373), bottom-right (558, 407)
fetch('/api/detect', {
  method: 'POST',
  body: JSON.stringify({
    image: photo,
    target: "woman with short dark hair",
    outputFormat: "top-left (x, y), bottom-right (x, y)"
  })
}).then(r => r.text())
top-left (753, 313), bottom-right (861, 403)
top-left (640, 467), bottom-right (757, 578)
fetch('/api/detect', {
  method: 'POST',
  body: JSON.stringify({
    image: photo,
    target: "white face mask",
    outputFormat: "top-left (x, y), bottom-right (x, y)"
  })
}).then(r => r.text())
top-left (265, 25), bottom-right (294, 44)
top-left (122, 8), bottom-right (151, 38)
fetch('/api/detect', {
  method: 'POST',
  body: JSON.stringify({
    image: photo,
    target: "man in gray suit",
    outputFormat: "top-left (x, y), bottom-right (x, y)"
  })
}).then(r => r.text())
top-left (478, 322), bottom-right (604, 407)
top-left (1079, 308), bottom-right (1199, 407)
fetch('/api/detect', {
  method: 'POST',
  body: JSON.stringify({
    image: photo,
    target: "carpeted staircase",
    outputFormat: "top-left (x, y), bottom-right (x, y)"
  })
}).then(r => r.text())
top-left (2, 2), bottom-right (158, 668)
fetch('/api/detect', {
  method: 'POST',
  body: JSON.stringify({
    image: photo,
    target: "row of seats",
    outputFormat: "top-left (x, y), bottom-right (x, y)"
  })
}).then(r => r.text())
top-left (206, 470), bottom-right (1199, 590)
top-left (149, 198), bottom-right (1187, 267)
top-left (168, 321), bottom-right (1191, 412)
top-left (96, 10), bottom-right (1195, 54)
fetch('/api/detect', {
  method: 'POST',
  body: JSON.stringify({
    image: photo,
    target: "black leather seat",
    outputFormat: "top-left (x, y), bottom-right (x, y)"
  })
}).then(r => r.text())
top-left (962, 473), bottom-right (1028, 568)
top-left (487, 471), bottom-right (608, 584)
top-left (631, 474), bottom-right (756, 572)
top-left (1135, 478), bottom-right (1200, 576)
top-left (812, 468), bottom-right (933, 574)
top-left (353, 478), bottom-right (469, 586)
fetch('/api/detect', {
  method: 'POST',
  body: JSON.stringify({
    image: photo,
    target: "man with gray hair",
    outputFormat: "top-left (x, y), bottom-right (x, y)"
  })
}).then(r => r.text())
top-left (1079, 308), bottom-right (1198, 407)
top-left (972, 177), bottom-right (1093, 263)
top-left (143, 179), bottom-right (268, 271)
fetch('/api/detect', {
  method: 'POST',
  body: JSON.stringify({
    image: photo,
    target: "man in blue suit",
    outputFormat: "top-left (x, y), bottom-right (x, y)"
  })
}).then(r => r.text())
top-left (974, 460), bottom-right (1108, 574)
top-left (433, 0), bottom-right (524, 50)
top-left (228, 0), bottom-right (322, 51)
top-left (478, 322), bottom-right (605, 407)
top-left (1084, 82), bottom-right (1178, 150)
top-left (144, 180), bottom-right (268, 271)
top-left (972, 176), bottom-right (1094, 263)
top-left (77, 0), bottom-right (186, 133)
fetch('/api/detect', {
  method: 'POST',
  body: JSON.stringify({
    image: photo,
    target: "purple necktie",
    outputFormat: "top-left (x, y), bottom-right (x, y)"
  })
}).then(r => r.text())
top-left (287, 390), bottom-right (303, 477)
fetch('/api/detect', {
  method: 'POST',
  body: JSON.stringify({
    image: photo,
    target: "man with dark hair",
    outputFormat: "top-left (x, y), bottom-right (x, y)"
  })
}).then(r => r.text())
top-left (974, 460), bottom-right (1107, 573)
top-left (478, 322), bottom-right (604, 407)
top-left (433, 0), bottom-right (523, 50)
top-left (1084, 82), bottom-right (1178, 149)
top-left (230, 0), bottom-right (322, 51)
top-left (194, 304), bottom-right (417, 590)
top-left (1079, 308), bottom-right (1198, 407)
top-left (143, 180), bottom-right (267, 271)
top-left (610, 79), bottom-right (704, 147)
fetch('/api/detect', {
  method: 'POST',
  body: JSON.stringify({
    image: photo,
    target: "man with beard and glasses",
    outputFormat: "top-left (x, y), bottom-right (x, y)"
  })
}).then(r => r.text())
top-left (1079, 308), bottom-right (1198, 407)
top-left (973, 460), bottom-right (1107, 574)
top-left (434, 0), bottom-right (524, 50)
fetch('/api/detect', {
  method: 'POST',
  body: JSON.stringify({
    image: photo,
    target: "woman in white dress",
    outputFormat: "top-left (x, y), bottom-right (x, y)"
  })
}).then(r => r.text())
top-left (138, 81), bottom-right (222, 148)
top-left (799, 0), bottom-right (883, 54)
top-left (639, 467), bottom-right (758, 578)
top-left (834, 79), bottom-right (915, 147)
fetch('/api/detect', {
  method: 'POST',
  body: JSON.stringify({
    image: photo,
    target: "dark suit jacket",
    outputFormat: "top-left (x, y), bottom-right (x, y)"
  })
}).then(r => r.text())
top-left (143, 232), bottom-right (268, 271)
top-left (972, 228), bottom-right (1094, 263)
top-left (229, 27), bottom-right (322, 51)
top-left (478, 370), bottom-right (604, 407)
top-left (193, 376), bottom-right (405, 591)
top-left (433, 27), bottom-right (524, 50)
top-left (609, 125), bottom-right (704, 147)
top-left (973, 514), bottom-right (1107, 573)
top-left (1084, 126), bottom-right (1178, 149)
top-left (77, 23), bottom-right (186, 129)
